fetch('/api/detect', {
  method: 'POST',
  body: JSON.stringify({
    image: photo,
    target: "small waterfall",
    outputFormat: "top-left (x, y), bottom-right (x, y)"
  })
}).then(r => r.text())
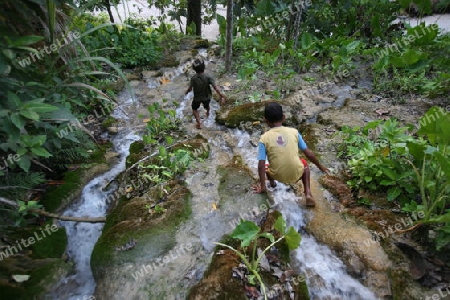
top-left (52, 46), bottom-right (378, 299)
top-left (51, 119), bottom-right (140, 298)
top-left (228, 128), bottom-right (378, 300)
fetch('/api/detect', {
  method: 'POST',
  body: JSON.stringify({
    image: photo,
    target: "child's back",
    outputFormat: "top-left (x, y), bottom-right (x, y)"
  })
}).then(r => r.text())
top-left (185, 57), bottom-right (225, 129)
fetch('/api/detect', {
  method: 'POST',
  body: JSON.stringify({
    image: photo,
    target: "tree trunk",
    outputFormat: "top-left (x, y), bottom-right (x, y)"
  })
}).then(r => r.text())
top-left (286, 0), bottom-right (303, 48)
top-left (187, 0), bottom-right (202, 36)
top-left (225, 0), bottom-right (233, 72)
top-left (104, 0), bottom-right (115, 23)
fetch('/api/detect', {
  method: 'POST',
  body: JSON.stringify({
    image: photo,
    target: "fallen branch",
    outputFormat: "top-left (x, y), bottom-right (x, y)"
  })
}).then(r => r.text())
top-left (0, 197), bottom-right (106, 223)
top-left (31, 209), bottom-right (106, 223)
top-left (395, 223), bottom-right (421, 234)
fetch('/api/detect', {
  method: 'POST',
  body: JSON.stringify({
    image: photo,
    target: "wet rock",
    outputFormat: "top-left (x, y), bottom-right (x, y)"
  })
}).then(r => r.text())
top-left (216, 101), bottom-right (301, 129)
top-left (106, 126), bottom-right (119, 135)
top-left (365, 271), bottom-right (392, 298)
top-left (306, 178), bottom-right (392, 298)
top-left (104, 151), bottom-right (120, 165)
top-left (395, 242), bottom-right (428, 280)
top-left (318, 175), bottom-right (355, 207)
top-left (216, 102), bottom-right (267, 128)
top-left (141, 70), bottom-right (159, 79)
top-left (129, 80), bottom-right (140, 87)
top-left (91, 181), bottom-right (192, 299)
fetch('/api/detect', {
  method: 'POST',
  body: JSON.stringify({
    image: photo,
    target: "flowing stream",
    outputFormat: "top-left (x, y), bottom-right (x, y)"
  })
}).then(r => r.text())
top-left (52, 128), bottom-right (140, 299)
top-left (51, 51), bottom-right (379, 299)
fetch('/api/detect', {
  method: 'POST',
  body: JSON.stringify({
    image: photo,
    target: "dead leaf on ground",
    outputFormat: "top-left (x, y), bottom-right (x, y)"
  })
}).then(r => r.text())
top-left (375, 108), bottom-right (390, 116)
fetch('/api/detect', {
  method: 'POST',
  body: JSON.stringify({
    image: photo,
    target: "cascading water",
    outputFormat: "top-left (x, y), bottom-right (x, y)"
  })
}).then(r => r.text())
top-left (52, 48), bottom-right (378, 299)
top-left (228, 128), bottom-right (378, 300)
top-left (51, 121), bottom-right (140, 298)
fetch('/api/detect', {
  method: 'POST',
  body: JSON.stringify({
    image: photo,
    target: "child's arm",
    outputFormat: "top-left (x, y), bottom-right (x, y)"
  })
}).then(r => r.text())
top-left (302, 148), bottom-right (329, 174)
top-left (255, 160), bottom-right (267, 193)
top-left (212, 84), bottom-right (226, 105)
top-left (185, 86), bottom-right (192, 95)
top-left (252, 142), bottom-right (267, 193)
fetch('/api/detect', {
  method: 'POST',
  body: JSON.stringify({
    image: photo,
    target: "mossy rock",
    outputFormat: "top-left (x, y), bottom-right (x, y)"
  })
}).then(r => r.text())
top-left (130, 141), bottom-right (146, 155)
top-left (40, 170), bottom-right (82, 213)
top-left (188, 211), bottom-right (310, 300)
top-left (216, 102), bottom-right (268, 128)
top-left (101, 117), bottom-right (119, 129)
top-left (40, 163), bottom-right (110, 212)
top-left (194, 39), bottom-right (210, 48)
top-left (187, 246), bottom-right (247, 300)
top-left (126, 141), bottom-right (147, 168)
top-left (90, 181), bottom-right (192, 281)
top-left (0, 257), bottom-right (73, 300)
top-left (155, 54), bottom-right (180, 69)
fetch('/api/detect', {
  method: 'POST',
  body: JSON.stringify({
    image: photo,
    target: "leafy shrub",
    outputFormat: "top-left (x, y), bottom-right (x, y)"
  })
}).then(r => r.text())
top-left (338, 108), bottom-right (450, 250)
top-left (74, 14), bottom-right (162, 68)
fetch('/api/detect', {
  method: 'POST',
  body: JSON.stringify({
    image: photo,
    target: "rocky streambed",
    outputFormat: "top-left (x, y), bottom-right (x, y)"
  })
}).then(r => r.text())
top-left (82, 41), bottom-right (449, 300)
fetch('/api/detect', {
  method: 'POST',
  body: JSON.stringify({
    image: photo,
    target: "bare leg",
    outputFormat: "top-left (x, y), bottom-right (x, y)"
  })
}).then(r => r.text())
top-left (193, 109), bottom-right (201, 128)
top-left (206, 107), bottom-right (210, 117)
top-left (301, 164), bottom-right (315, 207)
top-left (266, 172), bottom-right (277, 188)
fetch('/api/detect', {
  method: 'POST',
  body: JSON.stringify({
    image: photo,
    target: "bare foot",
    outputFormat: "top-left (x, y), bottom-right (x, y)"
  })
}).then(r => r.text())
top-left (305, 195), bottom-right (316, 207)
top-left (269, 180), bottom-right (277, 188)
top-left (195, 123), bottom-right (201, 129)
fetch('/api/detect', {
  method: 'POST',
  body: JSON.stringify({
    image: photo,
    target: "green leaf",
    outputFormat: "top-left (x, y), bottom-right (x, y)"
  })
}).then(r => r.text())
top-left (301, 32), bottom-right (314, 50)
top-left (20, 109), bottom-right (40, 120)
top-left (274, 216), bottom-right (286, 234)
top-left (10, 114), bottom-right (25, 129)
top-left (387, 187), bottom-right (402, 201)
top-left (427, 212), bottom-right (450, 223)
top-left (9, 36), bottom-right (44, 47)
top-left (435, 152), bottom-right (450, 181)
top-left (285, 226), bottom-right (301, 250)
top-left (258, 232), bottom-right (275, 243)
top-left (8, 91), bottom-right (21, 108)
top-left (380, 180), bottom-right (394, 186)
top-left (31, 147), bottom-right (52, 158)
top-left (407, 141), bottom-right (427, 161)
top-left (436, 224), bottom-right (450, 250)
top-left (230, 220), bottom-right (260, 248)
top-left (17, 156), bottom-right (31, 172)
top-left (22, 102), bottom-right (59, 113)
top-left (417, 106), bottom-right (450, 145)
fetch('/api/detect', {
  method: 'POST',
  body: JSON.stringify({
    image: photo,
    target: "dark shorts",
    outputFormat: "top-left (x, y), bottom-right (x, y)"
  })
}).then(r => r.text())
top-left (192, 99), bottom-right (211, 110)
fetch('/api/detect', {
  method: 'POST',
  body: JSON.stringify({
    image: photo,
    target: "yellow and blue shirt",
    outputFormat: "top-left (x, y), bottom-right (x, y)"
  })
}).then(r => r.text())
top-left (257, 126), bottom-right (308, 184)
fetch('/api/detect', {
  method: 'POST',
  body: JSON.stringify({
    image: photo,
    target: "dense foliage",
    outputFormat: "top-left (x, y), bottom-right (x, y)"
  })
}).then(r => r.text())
top-left (338, 107), bottom-right (450, 249)
top-left (73, 13), bottom-right (163, 68)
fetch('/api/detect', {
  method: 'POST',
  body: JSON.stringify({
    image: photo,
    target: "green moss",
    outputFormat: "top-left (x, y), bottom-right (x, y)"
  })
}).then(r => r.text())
top-left (22, 259), bottom-right (72, 299)
top-left (0, 282), bottom-right (25, 299)
top-left (0, 258), bottom-right (73, 300)
top-left (40, 170), bottom-right (82, 212)
top-left (91, 185), bottom-right (192, 281)
top-left (216, 102), bottom-right (267, 128)
top-left (194, 39), bottom-right (210, 48)
top-left (89, 141), bottom-right (111, 164)
top-left (297, 123), bottom-right (318, 153)
top-left (129, 141), bottom-right (146, 155)
top-left (29, 226), bottom-right (67, 259)
top-left (101, 117), bottom-right (118, 129)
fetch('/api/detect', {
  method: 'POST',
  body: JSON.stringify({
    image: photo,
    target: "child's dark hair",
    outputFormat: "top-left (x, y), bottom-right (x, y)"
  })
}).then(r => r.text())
top-left (264, 102), bottom-right (283, 123)
top-left (192, 57), bottom-right (205, 73)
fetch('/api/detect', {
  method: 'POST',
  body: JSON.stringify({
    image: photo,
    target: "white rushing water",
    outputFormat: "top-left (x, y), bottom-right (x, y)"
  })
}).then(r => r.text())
top-left (228, 128), bottom-right (378, 300)
top-left (51, 129), bottom-right (140, 299)
top-left (52, 46), bottom-right (378, 299)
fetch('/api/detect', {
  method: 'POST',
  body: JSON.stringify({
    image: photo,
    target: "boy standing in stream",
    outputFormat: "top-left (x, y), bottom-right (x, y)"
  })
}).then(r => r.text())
top-left (252, 102), bottom-right (329, 207)
top-left (185, 57), bottom-right (225, 129)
